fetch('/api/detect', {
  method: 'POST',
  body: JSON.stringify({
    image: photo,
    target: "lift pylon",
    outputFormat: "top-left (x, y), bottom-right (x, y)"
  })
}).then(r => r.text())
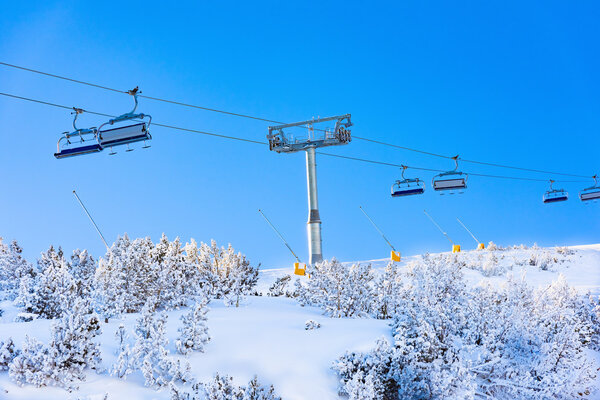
top-left (72, 190), bottom-right (110, 252)
top-left (267, 114), bottom-right (352, 265)
top-left (258, 209), bottom-right (306, 276)
top-left (456, 218), bottom-right (485, 250)
top-left (359, 206), bottom-right (401, 262)
top-left (423, 210), bottom-right (460, 253)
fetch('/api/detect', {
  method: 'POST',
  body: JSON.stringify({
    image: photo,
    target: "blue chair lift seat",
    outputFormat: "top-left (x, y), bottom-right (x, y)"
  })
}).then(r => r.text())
top-left (54, 143), bottom-right (103, 159)
top-left (543, 191), bottom-right (568, 204)
top-left (392, 186), bottom-right (425, 197)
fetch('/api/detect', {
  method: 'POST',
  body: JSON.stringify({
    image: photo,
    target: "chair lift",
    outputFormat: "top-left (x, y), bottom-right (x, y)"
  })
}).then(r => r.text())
top-left (54, 108), bottom-right (102, 159)
top-left (391, 166), bottom-right (425, 197)
top-left (580, 175), bottom-right (600, 202)
top-left (432, 156), bottom-right (467, 194)
top-left (543, 180), bottom-right (568, 204)
top-left (97, 87), bottom-right (152, 153)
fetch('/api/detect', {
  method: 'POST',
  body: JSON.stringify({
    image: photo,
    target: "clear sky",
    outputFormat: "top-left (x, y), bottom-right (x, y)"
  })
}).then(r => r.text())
top-left (0, 1), bottom-right (598, 268)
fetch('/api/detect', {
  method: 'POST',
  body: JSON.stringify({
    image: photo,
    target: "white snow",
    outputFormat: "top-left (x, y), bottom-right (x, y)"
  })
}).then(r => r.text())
top-left (0, 244), bottom-right (599, 399)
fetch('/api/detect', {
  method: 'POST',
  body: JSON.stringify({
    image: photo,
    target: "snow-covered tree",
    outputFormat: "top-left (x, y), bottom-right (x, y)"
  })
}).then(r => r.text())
top-left (176, 299), bottom-right (210, 355)
top-left (333, 254), bottom-right (598, 399)
top-left (205, 373), bottom-right (242, 400)
top-left (16, 245), bottom-right (77, 319)
top-left (242, 376), bottom-right (281, 400)
top-left (169, 376), bottom-right (280, 400)
top-left (187, 239), bottom-right (259, 306)
top-left (94, 234), bottom-right (155, 315)
top-left (297, 258), bottom-right (374, 317)
top-left (111, 324), bottom-right (132, 379)
top-left (9, 335), bottom-right (49, 387)
top-left (44, 297), bottom-right (102, 387)
top-left (114, 298), bottom-right (189, 388)
top-left (0, 239), bottom-right (33, 299)
top-left (0, 337), bottom-right (19, 371)
top-left (372, 262), bottom-right (401, 319)
top-left (9, 297), bottom-right (102, 389)
top-left (68, 249), bottom-right (95, 298)
top-left (267, 275), bottom-right (291, 297)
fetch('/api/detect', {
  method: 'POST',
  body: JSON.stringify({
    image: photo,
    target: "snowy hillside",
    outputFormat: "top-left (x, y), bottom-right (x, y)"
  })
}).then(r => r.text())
top-left (0, 239), bottom-right (599, 399)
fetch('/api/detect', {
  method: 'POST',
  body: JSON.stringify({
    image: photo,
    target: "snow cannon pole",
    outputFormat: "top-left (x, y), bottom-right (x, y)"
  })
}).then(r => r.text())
top-left (423, 210), bottom-right (460, 252)
top-left (456, 218), bottom-right (483, 248)
top-left (72, 190), bottom-right (110, 252)
top-left (258, 209), bottom-right (301, 264)
top-left (359, 206), bottom-right (401, 262)
top-left (359, 206), bottom-right (396, 251)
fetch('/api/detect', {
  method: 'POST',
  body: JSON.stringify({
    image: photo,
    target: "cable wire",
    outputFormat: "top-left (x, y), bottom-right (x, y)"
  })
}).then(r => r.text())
top-left (1, 60), bottom-right (594, 180)
top-left (0, 91), bottom-right (588, 183)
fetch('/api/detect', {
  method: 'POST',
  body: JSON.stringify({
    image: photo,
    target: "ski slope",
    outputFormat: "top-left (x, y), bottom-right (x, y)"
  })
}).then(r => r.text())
top-left (1, 244), bottom-right (599, 399)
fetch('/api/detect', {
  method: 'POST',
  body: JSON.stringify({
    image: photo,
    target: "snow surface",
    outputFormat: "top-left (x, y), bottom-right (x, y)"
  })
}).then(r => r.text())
top-left (1, 244), bottom-right (599, 399)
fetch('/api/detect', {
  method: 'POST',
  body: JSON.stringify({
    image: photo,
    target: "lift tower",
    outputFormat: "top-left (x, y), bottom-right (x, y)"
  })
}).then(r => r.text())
top-left (267, 114), bottom-right (352, 265)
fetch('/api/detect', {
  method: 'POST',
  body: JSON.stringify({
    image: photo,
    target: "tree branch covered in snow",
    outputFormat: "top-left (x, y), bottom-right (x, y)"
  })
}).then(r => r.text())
top-left (333, 254), bottom-right (599, 399)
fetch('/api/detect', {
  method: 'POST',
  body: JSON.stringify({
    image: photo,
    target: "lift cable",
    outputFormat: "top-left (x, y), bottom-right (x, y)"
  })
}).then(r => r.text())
top-left (1, 61), bottom-right (593, 179)
top-left (0, 91), bottom-right (588, 184)
top-left (0, 92), bottom-right (265, 145)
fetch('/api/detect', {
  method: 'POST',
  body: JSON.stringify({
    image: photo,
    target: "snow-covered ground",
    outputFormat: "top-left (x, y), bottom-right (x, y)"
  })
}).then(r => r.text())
top-left (1, 244), bottom-right (599, 399)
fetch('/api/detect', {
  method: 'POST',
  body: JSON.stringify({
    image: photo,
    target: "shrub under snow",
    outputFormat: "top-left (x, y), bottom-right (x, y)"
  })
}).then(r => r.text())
top-left (333, 254), bottom-right (599, 399)
top-left (169, 374), bottom-right (281, 400)
top-left (296, 258), bottom-right (374, 318)
top-left (112, 298), bottom-right (190, 388)
top-left (176, 298), bottom-right (211, 355)
top-left (9, 297), bottom-right (102, 389)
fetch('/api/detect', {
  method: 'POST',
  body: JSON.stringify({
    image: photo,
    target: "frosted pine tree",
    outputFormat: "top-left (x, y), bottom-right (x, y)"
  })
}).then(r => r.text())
top-left (0, 337), bottom-right (19, 371)
top-left (94, 235), bottom-right (155, 315)
top-left (373, 262), bottom-right (400, 319)
top-left (299, 258), bottom-right (374, 317)
top-left (129, 299), bottom-right (185, 388)
top-left (151, 234), bottom-right (197, 309)
top-left (242, 376), bottom-right (281, 400)
top-left (43, 297), bottom-right (102, 388)
top-left (8, 335), bottom-right (50, 387)
top-left (205, 373), bottom-right (242, 400)
top-left (17, 246), bottom-right (77, 319)
top-left (176, 299), bottom-right (210, 355)
top-left (0, 239), bottom-right (33, 299)
top-left (345, 371), bottom-right (376, 400)
top-left (192, 240), bottom-right (258, 304)
top-left (111, 323), bottom-right (133, 379)
top-left (68, 249), bottom-right (96, 298)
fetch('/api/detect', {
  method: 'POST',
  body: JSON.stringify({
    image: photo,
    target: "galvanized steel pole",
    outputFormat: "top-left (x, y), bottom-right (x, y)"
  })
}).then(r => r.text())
top-left (305, 147), bottom-right (323, 265)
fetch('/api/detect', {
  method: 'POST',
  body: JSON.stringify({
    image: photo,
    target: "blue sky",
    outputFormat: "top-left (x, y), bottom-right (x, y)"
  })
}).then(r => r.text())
top-left (0, 1), bottom-right (598, 267)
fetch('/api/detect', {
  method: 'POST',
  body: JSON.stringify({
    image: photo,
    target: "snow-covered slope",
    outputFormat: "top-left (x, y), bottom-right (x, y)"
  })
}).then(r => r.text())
top-left (1, 244), bottom-right (599, 399)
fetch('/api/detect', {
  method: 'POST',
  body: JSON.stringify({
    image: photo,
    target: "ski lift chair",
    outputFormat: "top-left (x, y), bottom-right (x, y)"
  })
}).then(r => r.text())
top-left (54, 108), bottom-right (102, 159)
top-left (432, 156), bottom-right (467, 194)
top-left (580, 175), bottom-right (600, 202)
top-left (97, 87), bottom-right (152, 152)
top-left (391, 166), bottom-right (425, 197)
top-left (543, 180), bottom-right (568, 204)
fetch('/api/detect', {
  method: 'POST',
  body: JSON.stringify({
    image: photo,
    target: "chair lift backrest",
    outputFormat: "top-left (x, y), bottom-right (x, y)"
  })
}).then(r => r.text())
top-left (580, 175), bottom-right (600, 202)
top-left (432, 156), bottom-right (468, 191)
top-left (97, 87), bottom-right (152, 149)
